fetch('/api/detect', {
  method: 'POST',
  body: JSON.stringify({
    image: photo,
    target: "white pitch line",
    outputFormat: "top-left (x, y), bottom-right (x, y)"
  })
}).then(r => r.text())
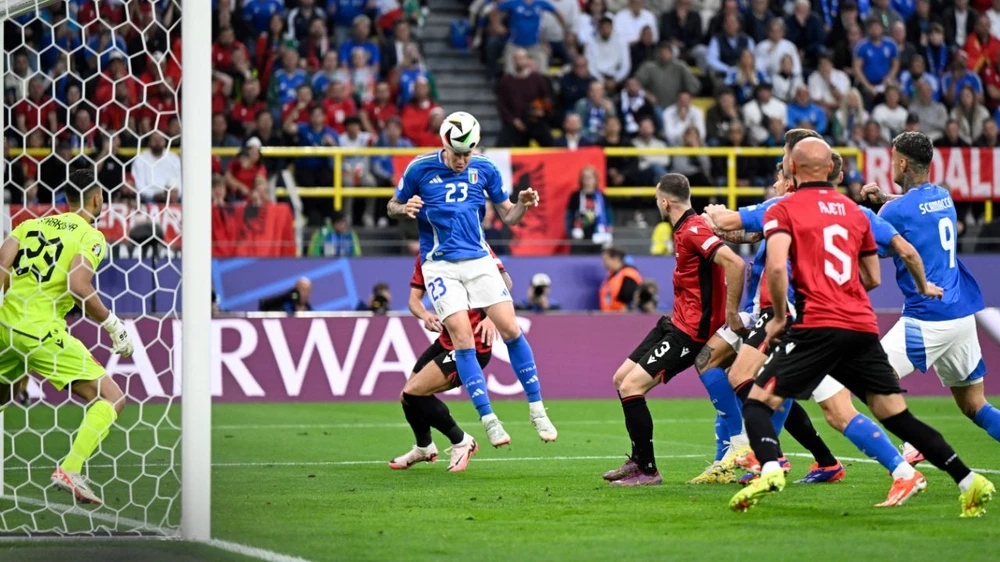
top-left (205, 538), bottom-right (314, 562)
top-left (785, 452), bottom-right (1000, 475)
top-left (9, 496), bottom-right (314, 562)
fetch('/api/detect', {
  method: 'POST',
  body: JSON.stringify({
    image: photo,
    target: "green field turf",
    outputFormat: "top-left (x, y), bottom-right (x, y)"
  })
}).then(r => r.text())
top-left (2, 396), bottom-right (1000, 561)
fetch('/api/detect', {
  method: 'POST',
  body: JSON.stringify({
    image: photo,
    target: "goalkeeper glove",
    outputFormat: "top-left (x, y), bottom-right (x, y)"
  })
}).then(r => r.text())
top-left (102, 313), bottom-right (134, 358)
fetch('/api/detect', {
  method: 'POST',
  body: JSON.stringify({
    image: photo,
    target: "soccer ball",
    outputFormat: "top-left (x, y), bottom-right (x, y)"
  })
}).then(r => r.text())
top-left (440, 111), bottom-right (481, 154)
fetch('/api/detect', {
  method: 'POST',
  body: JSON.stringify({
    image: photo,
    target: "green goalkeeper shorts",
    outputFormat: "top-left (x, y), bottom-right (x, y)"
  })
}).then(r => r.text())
top-left (0, 324), bottom-right (105, 391)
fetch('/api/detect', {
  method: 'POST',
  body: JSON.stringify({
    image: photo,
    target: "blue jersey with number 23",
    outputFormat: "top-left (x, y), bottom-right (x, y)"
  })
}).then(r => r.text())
top-left (878, 183), bottom-right (984, 321)
top-left (396, 151), bottom-right (509, 263)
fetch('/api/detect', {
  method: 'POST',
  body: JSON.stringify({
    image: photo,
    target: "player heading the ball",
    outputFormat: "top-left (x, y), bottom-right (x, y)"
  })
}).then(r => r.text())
top-left (387, 111), bottom-right (557, 447)
top-left (0, 169), bottom-right (135, 506)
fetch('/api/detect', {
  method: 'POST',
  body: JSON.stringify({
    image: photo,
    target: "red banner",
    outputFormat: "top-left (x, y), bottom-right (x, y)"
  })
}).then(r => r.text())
top-left (391, 148), bottom-right (607, 255)
top-left (864, 148), bottom-right (1000, 200)
top-left (7, 202), bottom-right (296, 257)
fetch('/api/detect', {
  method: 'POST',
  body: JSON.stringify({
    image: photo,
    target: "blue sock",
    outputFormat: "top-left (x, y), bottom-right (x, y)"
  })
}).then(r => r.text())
top-left (454, 348), bottom-right (493, 417)
top-left (505, 333), bottom-right (542, 403)
top-left (699, 368), bottom-right (744, 437)
top-left (714, 413), bottom-right (730, 462)
top-left (771, 399), bottom-right (793, 436)
top-left (973, 403), bottom-right (1000, 442)
top-left (843, 413), bottom-right (904, 472)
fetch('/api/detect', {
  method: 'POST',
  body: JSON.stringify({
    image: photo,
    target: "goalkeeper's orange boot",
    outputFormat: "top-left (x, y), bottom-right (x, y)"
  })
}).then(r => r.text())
top-left (51, 467), bottom-right (103, 505)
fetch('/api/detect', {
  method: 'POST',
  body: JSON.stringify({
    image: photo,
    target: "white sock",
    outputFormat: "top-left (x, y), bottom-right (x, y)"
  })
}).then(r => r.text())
top-left (761, 460), bottom-right (782, 476)
top-left (457, 433), bottom-right (473, 447)
top-left (481, 413), bottom-right (498, 424)
top-left (959, 472), bottom-right (977, 493)
top-left (729, 433), bottom-right (750, 449)
top-left (417, 443), bottom-right (436, 454)
top-left (529, 401), bottom-right (546, 417)
top-left (891, 461), bottom-right (916, 480)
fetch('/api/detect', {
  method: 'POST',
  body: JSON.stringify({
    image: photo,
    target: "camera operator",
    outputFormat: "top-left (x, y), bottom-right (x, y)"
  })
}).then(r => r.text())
top-left (516, 273), bottom-right (561, 313)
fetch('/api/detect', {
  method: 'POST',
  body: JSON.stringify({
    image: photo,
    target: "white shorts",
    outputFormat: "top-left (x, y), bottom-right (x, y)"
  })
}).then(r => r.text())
top-left (716, 311), bottom-right (756, 353)
top-left (811, 376), bottom-right (846, 403)
top-left (881, 314), bottom-right (986, 388)
top-left (421, 255), bottom-right (512, 320)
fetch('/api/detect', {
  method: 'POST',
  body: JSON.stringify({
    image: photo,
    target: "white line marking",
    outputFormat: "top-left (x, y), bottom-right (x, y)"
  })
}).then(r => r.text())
top-left (10, 497), bottom-right (313, 562)
top-left (785, 453), bottom-right (1000, 475)
top-left (205, 538), bottom-right (314, 562)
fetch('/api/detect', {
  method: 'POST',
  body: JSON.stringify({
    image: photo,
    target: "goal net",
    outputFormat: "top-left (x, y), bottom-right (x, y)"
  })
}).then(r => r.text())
top-left (1, 0), bottom-right (185, 536)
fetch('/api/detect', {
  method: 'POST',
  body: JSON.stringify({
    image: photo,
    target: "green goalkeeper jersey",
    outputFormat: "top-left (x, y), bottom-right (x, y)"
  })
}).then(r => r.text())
top-left (0, 212), bottom-right (107, 338)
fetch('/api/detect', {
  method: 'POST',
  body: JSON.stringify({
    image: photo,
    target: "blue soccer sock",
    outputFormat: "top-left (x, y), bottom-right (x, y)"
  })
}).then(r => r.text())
top-left (454, 348), bottom-right (493, 417)
top-left (505, 333), bottom-right (542, 403)
top-left (714, 413), bottom-right (730, 462)
top-left (973, 403), bottom-right (1000, 442)
top-left (843, 413), bottom-right (905, 473)
top-left (771, 399), bottom-right (793, 437)
top-left (699, 368), bottom-right (744, 438)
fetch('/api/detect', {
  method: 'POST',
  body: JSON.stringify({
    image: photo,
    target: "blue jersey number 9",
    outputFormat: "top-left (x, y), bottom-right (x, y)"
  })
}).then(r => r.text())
top-left (445, 182), bottom-right (469, 203)
top-left (938, 218), bottom-right (955, 269)
top-left (429, 277), bottom-right (448, 302)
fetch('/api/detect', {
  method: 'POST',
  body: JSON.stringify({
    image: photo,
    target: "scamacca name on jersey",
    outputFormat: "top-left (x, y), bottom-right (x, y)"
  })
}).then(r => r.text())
top-left (39, 317), bottom-right (535, 400)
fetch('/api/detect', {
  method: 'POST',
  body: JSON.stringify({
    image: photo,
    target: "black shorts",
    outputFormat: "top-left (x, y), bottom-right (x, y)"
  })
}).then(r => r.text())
top-left (743, 308), bottom-right (777, 351)
top-left (412, 340), bottom-right (491, 385)
top-left (755, 327), bottom-right (904, 400)
top-left (628, 316), bottom-right (703, 384)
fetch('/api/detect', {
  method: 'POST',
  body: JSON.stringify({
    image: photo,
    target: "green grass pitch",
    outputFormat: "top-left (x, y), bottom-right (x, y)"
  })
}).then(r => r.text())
top-left (2, 396), bottom-right (1000, 561)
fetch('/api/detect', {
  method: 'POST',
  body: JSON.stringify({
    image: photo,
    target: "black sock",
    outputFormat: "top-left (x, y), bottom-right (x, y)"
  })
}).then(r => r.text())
top-left (744, 399), bottom-right (781, 467)
top-left (880, 409), bottom-right (972, 484)
top-left (401, 393), bottom-right (433, 447)
top-left (404, 393), bottom-right (467, 445)
top-left (782, 401), bottom-right (838, 467)
top-left (618, 391), bottom-right (635, 458)
top-left (734, 380), bottom-right (753, 403)
top-left (622, 395), bottom-right (657, 474)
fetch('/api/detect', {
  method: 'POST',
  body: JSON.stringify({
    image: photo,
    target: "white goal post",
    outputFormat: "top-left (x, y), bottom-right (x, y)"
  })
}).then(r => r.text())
top-left (0, 0), bottom-right (211, 542)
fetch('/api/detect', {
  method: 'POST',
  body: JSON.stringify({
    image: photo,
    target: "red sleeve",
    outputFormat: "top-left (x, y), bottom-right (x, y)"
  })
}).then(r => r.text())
top-left (859, 216), bottom-right (877, 256)
top-left (763, 201), bottom-right (791, 239)
top-left (684, 220), bottom-right (724, 259)
top-left (409, 254), bottom-right (426, 289)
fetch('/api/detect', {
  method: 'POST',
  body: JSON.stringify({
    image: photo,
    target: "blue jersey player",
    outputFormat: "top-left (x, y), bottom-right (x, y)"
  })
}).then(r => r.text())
top-left (863, 131), bottom-right (1000, 468)
top-left (387, 111), bottom-right (557, 449)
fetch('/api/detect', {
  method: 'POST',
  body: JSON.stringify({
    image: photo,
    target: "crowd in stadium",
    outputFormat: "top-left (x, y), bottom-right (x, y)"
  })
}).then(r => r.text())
top-left (2, 0), bottom-right (998, 254)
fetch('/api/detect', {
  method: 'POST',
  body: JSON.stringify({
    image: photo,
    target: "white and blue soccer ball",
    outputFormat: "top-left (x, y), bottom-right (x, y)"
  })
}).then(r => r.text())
top-left (439, 111), bottom-right (481, 154)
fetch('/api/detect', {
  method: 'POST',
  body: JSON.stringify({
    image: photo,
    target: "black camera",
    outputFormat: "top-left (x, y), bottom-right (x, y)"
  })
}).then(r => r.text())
top-left (370, 294), bottom-right (389, 314)
top-left (533, 285), bottom-right (546, 298)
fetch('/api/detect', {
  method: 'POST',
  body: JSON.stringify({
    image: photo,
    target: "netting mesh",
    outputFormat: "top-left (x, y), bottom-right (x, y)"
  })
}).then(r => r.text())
top-left (1, 0), bottom-right (183, 536)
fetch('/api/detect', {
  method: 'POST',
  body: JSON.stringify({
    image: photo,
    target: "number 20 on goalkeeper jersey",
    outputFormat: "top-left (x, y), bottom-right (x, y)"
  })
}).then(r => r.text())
top-left (0, 213), bottom-right (107, 338)
top-left (396, 151), bottom-right (509, 264)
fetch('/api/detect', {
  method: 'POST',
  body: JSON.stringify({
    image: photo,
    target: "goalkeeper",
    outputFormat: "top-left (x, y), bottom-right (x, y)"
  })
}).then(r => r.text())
top-left (0, 169), bottom-right (134, 505)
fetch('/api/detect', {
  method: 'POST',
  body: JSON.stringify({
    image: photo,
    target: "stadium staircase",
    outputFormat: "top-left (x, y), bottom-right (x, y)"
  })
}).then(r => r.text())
top-left (422, 0), bottom-right (503, 143)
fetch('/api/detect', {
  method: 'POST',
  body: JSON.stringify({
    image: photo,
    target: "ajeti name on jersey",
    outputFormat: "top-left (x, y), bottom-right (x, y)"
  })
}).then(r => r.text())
top-left (396, 151), bottom-right (508, 264)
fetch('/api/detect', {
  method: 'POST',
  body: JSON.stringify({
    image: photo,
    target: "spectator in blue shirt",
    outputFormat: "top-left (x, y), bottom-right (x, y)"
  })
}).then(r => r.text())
top-left (271, 48), bottom-right (309, 105)
top-left (725, 49), bottom-right (769, 104)
top-left (338, 15), bottom-right (380, 70)
top-left (941, 57), bottom-right (983, 107)
top-left (853, 18), bottom-right (899, 97)
top-left (495, 0), bottom-right (564, 75)
top-left (923, 22), bottom-right (950, 77)
top-left (995, 107), bottom-right (1000, 129)
top-left (898, 54), bottom-right (940, 102)
top-left (328, 0), bottom-right (369, 40)
top-left (371, 117), bottom-right (414, 186)
top-left (287, 105), bottom-right (338, 187)
top-left (243, 0), bottom-right (286, 36)
top-left (787, 84), bottom-right (829, 134)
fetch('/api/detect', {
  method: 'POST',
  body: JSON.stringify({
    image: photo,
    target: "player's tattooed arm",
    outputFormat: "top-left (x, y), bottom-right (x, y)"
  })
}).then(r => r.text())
top-left (388, 195), bottom-right (423, 218)
top-left (494, 188), bottom-right (540, 226)
top-left (859, 182), bottom-right (903, 204)
top-left (716, 230), bottom-right (763, 244)
top-left (889, 236), bottom-right (944, 299)
top-left (0, 237), bottom-right (19, 293)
